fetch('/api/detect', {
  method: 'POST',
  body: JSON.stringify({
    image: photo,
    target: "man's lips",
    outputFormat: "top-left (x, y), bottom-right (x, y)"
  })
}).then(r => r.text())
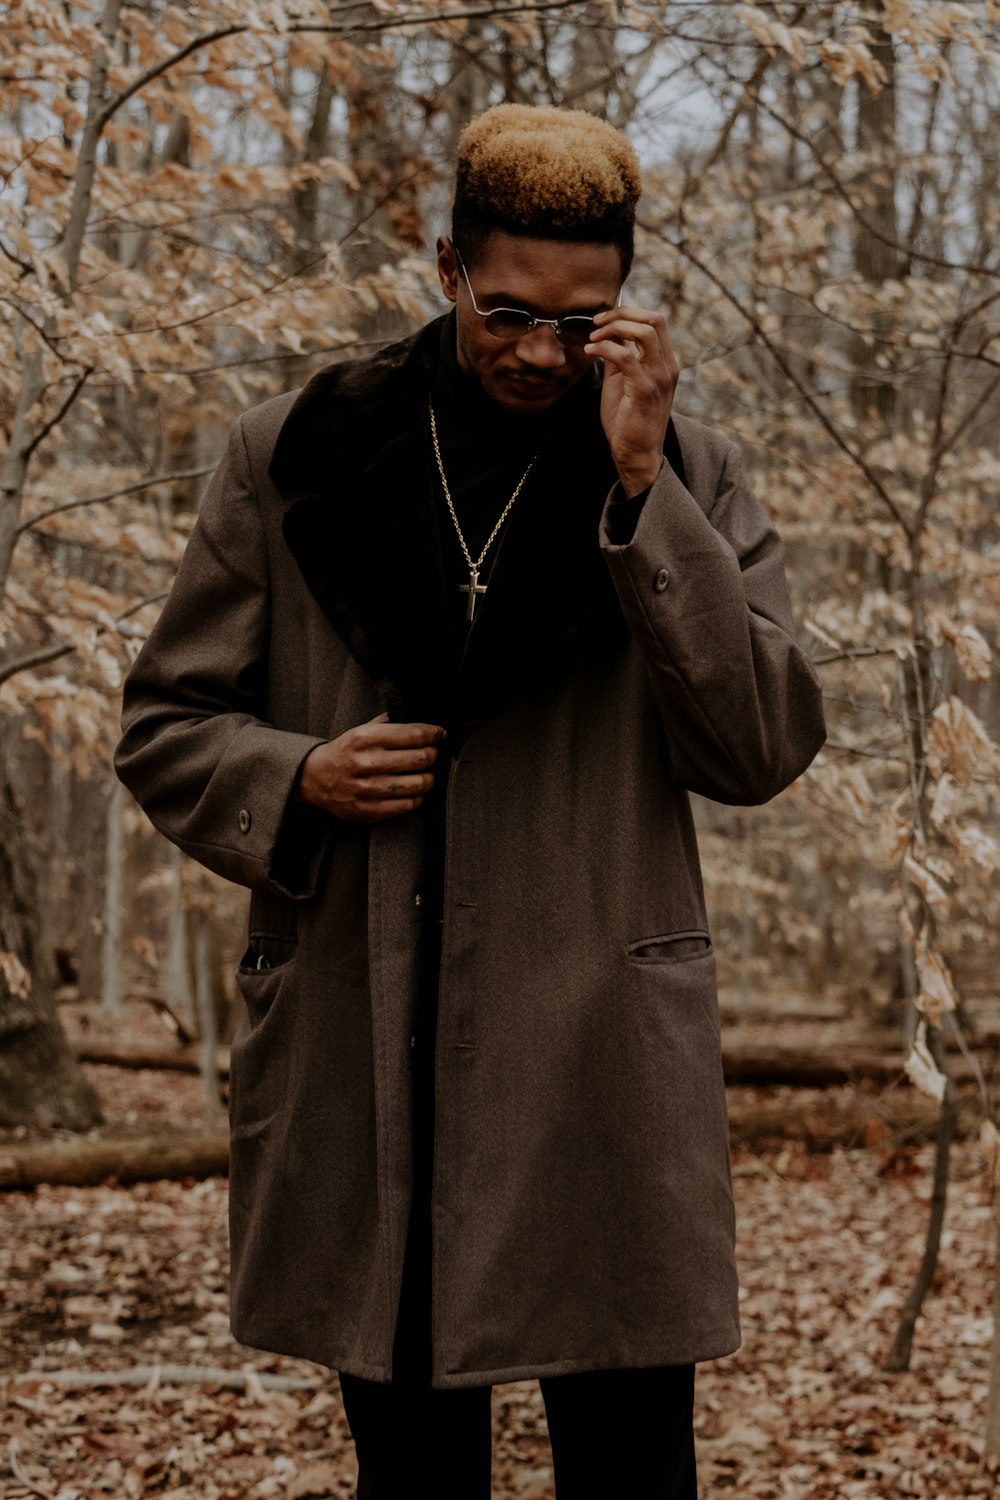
top-left (501, 371), bottom-right (562, 393)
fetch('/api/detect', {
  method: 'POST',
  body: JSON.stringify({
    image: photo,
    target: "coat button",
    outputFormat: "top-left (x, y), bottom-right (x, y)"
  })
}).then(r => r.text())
top-left (414, 893), bottom-right (423, 908)
top-left (654, 567), bottom-right (671, 592)
top-left (238, 808), bottom-right (252, 834)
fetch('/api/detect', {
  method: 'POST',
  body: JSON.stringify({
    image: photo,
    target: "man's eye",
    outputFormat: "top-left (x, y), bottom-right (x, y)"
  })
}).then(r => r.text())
top-left (484, 309), bottom-right (534, 335)
top-left (558, 317), bottom-right (598, 348)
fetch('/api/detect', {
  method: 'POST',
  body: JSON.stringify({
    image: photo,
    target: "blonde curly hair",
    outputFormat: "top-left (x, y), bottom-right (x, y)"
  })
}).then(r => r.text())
top-left (452, 103), bottom-right (641, 272)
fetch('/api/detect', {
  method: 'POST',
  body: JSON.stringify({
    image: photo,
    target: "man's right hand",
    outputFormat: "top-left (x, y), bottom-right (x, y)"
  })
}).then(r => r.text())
top-left (294, 713), bottom-right (446, 822)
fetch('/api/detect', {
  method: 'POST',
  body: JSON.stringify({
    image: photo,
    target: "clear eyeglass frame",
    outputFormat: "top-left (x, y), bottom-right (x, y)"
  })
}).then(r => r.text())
top-left (454, 248), bottom-right (620, 350)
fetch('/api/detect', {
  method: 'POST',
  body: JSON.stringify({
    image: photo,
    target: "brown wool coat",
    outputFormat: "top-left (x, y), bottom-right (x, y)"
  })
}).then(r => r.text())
top-left (115, 316), bottom-right (826, 1388)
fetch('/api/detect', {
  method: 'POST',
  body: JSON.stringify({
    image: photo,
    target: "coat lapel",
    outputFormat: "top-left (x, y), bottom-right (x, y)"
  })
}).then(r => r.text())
top-left (272, 322), bottom-right (454, 724)
top-left (269, 316), bottom-right (687, 730)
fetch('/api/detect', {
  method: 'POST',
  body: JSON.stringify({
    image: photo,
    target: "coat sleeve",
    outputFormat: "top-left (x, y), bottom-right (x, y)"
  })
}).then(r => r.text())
top-left (114, 415), bottom-right (332, 898)
top-left (599, 441), bottom-right (825, 805)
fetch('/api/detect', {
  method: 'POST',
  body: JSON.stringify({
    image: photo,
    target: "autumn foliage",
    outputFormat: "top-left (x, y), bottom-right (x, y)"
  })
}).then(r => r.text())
top-left (2, 0), bottom-right (1000, 1475)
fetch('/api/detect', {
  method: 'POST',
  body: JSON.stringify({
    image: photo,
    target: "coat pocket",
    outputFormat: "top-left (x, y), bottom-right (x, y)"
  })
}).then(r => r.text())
top-left (234, 958), bottom-right (292, 1037)
top-left (626, 929), bottom-right (713, 964)
top-left (237, 888), bottom-right (300, 975)
top-left (237, 934), bottom-right (298, 975)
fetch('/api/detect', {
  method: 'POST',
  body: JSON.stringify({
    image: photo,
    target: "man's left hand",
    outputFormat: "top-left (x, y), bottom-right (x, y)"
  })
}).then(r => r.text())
top-left (586, 306), bottom-right (679, 499)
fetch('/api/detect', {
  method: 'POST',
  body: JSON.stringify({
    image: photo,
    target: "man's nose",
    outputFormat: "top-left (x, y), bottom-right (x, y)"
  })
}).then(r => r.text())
top-left (513, 322), bottom-right (567, 369)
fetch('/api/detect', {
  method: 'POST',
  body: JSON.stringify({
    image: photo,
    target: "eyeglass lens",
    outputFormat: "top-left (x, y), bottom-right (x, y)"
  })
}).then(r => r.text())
top-left (483, 309), bottom-right (597, 348)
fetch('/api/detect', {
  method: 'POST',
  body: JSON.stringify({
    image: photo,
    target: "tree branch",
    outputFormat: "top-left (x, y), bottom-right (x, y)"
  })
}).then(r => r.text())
top-left (753, 92), bottom-right (998, 280)
top-left (913, 345), bottom-right (955, 537)
top-left (11, 1363), bottom-right (321, 1392)
top-left (0, 585), bottom-right (177, 690)
top-left (0, 298), bottom-right (74, 365)
top-left (133, 338), bottom-right (376, 377)
top-left (116, 589), bottom-right (169, 624)
top-left (21, 368), bottom-right (92, 469)
top-left (936, 368), bottom-right (1000, 468)
top-left (7, 1437), bottom-right (55, 1500)
top-left (87, 248), bottom-right (332, 341)
top-left (61, 0), bottom-right (124, 292)
top-left (0, 641), bottom-right (75, 688)
top-left (0, 235), bottom-right (33, 278)
top-left (96, 2), bottom-right (590, 130)
top-left (661, 226), bottom-right (911, 535)
top-left (822, 740), bottom-right (908, 765)
top-left (813, 646), bottom-right (903, 666)
top-left (16, 466), bottom-right (215, 537)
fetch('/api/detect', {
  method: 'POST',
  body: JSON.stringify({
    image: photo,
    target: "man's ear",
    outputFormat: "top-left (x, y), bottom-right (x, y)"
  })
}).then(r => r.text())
top-left (436, 236), bottom-right (459, 304)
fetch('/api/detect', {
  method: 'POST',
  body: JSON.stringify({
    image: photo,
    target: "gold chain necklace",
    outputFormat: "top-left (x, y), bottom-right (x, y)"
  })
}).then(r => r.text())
top-left (429, 400), bottom-right (536, 622)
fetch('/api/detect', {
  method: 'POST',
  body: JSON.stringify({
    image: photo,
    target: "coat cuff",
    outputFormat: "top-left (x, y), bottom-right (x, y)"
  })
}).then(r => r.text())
top-left (599, 459), bottom-right (740, 595)
top-left (604, 484), bottom-right (652, 547)
top-left (227, 728), bottom-right (332, 899)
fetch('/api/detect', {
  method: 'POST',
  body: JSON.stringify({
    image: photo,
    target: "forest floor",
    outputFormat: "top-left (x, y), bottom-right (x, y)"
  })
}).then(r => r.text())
top-left (1, 1002), bottom-right (998, 1499)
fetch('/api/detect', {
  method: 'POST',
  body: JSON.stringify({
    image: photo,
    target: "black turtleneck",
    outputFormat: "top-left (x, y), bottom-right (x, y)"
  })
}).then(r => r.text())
top-left (427, 315), bottom-right (654, 653)
top-left (428, 314), bottom-right (607, 651)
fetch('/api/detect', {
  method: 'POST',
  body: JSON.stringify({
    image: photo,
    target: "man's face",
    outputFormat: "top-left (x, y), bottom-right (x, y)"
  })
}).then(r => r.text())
top-left (436, 231), bottom-right (622, 413)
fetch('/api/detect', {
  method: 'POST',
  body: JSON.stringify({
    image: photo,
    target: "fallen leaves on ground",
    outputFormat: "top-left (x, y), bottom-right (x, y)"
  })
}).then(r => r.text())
top-left (1, 1131), bottom-right (995, 1498)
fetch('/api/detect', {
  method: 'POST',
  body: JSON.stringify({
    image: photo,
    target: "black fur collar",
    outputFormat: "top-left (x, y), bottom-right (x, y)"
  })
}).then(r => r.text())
top-left (270, 316), bottom-right (681, 732)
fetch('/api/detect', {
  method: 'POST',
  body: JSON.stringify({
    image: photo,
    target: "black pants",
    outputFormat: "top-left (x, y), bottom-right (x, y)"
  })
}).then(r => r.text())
top-left (340, 1358), bottom-right (697, 1499)
top-left (340, 902), bottom-right (697, 1497)
top-left (339, 1202), bottom-right (697, 1500)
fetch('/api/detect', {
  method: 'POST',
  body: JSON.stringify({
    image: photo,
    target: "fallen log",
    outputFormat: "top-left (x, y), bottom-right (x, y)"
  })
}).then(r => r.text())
top-left (13, 1363), bottom-right (322, 1392)
top-left (71, 1039), bottom-right (992, 1092)
top-left (74, 1042), bottom-right (230, 1076)
top-left (0, 1129), bottom-right (229, 1190)
top-left (727, 1094), bottom-right (981, 1152)
top-left (723, 1045), bottom-right (900, 1087)
top-left (0, 1090), bottom-right (984, 1191)
top-left (723, 1044), bottom-right (989, 1088)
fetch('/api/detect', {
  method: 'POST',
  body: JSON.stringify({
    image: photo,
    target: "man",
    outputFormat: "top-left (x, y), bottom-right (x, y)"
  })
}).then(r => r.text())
top-left (115, 104), bottom-right (825, 1497)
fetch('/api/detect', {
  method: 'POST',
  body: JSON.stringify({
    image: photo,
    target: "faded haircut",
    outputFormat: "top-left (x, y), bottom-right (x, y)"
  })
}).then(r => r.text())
top-left (452, 103), bottom-right (641, 276)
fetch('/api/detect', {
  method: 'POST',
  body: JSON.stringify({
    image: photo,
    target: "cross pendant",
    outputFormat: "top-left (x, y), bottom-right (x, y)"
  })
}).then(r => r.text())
top-left (459, 565), bottom-right (487, 622)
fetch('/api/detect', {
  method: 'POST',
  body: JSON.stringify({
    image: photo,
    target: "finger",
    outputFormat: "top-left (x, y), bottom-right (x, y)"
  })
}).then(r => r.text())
top-left (355, 795), bottom-right (425, 822)
top-left (356, 719), bottom-right (447, 748)
top-left (588, 318), bottom-right (662, 353)
top-left (588, 324), bottom-right (672, 373)
top-left (593, 304), bottom-right (668, 332)
top-left (592, 307), bottom-right (673, 360)
top-left (586, 335), bottom-right (650, 374)
top-left (356, 772), bottom-right (436, 799)
top-left (353, 743), bottom-right (442, 775)
top-left (589, 333), bottom-right (679, 391)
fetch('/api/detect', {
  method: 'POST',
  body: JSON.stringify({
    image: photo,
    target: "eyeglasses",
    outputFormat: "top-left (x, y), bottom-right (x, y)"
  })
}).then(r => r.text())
top-left (455, 249), bottom-right (617, 351)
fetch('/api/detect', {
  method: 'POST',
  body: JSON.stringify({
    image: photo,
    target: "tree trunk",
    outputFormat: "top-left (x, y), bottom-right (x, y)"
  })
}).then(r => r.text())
top-left (883, 1035), bottom-right (957, 1371)
top-left (38, 708), bottom-right (72, 989)
top-left (563, 2), bottom-right (617, 114)
top-left (0, 344), bottom-right (45, 597)
top-left (193, 910), bottom-right (221, 1124)
top-left (985, 1165), bottom-right (1000, 1460)
top-left (445, 21), bottom-right (491, 156)
top-left (342, 6), bottom-right (417, 343)
top-left (165, 843), bottom-right (193, 1032)
top-left (291, 67), bottom-right (335, 255)
top-left (100, 777), bottom-right (125, 1015)
top-left (850, 23), bottom-right (899, 429)
top-left (0, 768), bottom-right (102, 1129)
